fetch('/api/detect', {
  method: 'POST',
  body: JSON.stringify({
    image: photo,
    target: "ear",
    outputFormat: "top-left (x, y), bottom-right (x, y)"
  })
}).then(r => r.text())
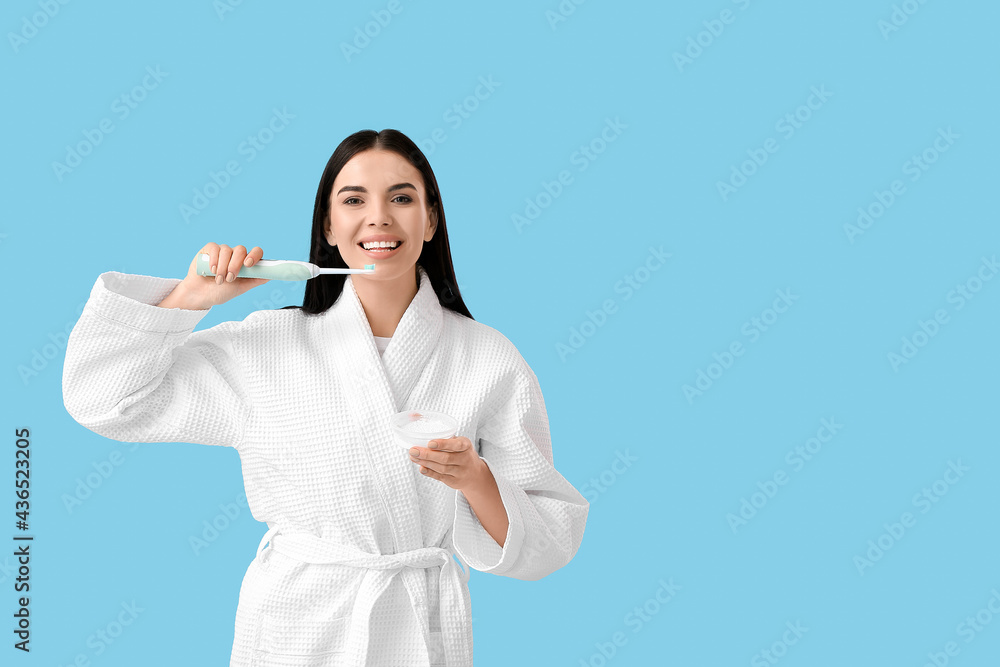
top-left (424, 206), bottom-right (438, 242)
top-left (324, 215), bottom-right (337, 247)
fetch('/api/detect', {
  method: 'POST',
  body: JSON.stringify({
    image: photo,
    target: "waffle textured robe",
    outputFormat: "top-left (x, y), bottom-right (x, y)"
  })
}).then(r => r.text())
top-left (62, 264), bottom-right (589, 666)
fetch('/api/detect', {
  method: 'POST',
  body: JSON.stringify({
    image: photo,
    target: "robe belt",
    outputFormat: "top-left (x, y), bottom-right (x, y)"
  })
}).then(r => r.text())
top-left (255, 525), bottom-right (472, 666)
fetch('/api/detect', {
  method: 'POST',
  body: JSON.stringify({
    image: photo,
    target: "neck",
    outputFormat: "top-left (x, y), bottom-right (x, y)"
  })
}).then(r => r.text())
top-left (351, 266), bottom-right (420, 338)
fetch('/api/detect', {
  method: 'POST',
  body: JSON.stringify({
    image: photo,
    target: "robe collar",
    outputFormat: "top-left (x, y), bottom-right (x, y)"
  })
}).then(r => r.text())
top-left (321, 263), bottom-right (444, 553)
top-left (328, 263), bottom-right (443, 410)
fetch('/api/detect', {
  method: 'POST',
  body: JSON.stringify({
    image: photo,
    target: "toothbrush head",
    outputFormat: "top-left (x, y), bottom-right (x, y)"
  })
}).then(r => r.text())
top-left (364, 264), bottom-right (375, 271)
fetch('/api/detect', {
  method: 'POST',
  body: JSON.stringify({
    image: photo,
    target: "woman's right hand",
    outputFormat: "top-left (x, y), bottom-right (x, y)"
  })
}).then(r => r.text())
top-left (157, 243), bottom-right (271, 310)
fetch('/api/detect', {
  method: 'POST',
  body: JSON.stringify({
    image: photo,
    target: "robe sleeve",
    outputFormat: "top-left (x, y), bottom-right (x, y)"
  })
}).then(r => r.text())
top-left (62, 271), bottom-right (250, 449)
top-left (451, 354), bottom-right (589, 580)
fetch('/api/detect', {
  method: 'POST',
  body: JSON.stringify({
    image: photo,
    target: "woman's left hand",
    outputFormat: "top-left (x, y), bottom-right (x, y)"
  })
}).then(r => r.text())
top-left (409, 436), bottom-right (485, 491)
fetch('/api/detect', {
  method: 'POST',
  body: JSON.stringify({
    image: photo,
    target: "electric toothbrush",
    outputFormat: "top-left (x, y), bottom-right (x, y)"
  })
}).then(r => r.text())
top-left (195, 254), bottom-right (375, 281)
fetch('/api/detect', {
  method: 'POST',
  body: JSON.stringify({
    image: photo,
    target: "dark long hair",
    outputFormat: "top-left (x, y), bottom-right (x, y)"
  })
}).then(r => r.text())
top-left (289, 129), bottom-right (473, 320)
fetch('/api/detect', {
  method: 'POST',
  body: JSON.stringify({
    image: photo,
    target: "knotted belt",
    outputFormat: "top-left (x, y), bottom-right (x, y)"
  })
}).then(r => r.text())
top-left (255, 525), bottom-right (472, 666)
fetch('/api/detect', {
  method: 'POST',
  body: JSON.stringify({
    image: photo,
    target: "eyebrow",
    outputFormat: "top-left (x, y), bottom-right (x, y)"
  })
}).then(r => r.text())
top-left (336, 182), bottom-right (417, 195)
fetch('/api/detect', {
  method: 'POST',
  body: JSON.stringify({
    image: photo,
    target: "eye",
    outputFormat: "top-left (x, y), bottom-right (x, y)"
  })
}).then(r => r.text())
top-left (343, 196), bottom-right (361, 205)
top-left (393, 195), bottom-right (413, 203)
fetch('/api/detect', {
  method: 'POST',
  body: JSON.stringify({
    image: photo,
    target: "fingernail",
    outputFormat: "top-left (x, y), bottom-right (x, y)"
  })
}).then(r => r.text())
top-left (210, 264), bottom-right (217, 274)
top-left (409, 447), bottom-right (419, 458)
top-left (428, 441), bottom-right (438, 449)
top-left (244, 257), bottom-right (252, 266)
top-left (226, 272), bottom-right (235, 282)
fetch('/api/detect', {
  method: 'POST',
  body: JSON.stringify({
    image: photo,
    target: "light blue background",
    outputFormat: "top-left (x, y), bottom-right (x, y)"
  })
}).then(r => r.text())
top-left (3, 0), bottom-right (999, 665)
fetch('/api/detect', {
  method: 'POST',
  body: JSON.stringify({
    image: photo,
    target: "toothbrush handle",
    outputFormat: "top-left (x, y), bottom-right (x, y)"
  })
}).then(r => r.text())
top-left (195, 254), bottom-right (314, 281)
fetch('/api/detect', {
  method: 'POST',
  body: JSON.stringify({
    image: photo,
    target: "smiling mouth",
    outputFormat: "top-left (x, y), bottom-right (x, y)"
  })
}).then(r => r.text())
top-left (358, 240), bottom-right (403, 253)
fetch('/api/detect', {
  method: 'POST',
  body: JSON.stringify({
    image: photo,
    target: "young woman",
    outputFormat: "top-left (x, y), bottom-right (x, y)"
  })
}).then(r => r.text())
top-left (63, 129), bottom-right (589, 666)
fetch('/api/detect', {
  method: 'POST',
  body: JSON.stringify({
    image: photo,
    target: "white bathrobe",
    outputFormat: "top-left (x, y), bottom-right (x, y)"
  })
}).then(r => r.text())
top-left (62, 264), bottom-right (589, 666)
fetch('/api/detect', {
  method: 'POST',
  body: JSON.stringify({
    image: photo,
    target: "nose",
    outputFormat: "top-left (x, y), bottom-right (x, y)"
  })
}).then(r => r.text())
top-left (367, 201), bottom-right (392, 226)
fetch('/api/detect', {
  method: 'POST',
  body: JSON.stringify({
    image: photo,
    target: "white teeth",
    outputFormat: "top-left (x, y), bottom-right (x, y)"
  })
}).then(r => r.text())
top-left (362, 240), bottom-right (400, 250)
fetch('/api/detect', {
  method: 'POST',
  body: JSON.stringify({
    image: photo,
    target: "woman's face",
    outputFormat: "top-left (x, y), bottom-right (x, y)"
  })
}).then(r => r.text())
top-left (326, 149), bottom-right (437, 281)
